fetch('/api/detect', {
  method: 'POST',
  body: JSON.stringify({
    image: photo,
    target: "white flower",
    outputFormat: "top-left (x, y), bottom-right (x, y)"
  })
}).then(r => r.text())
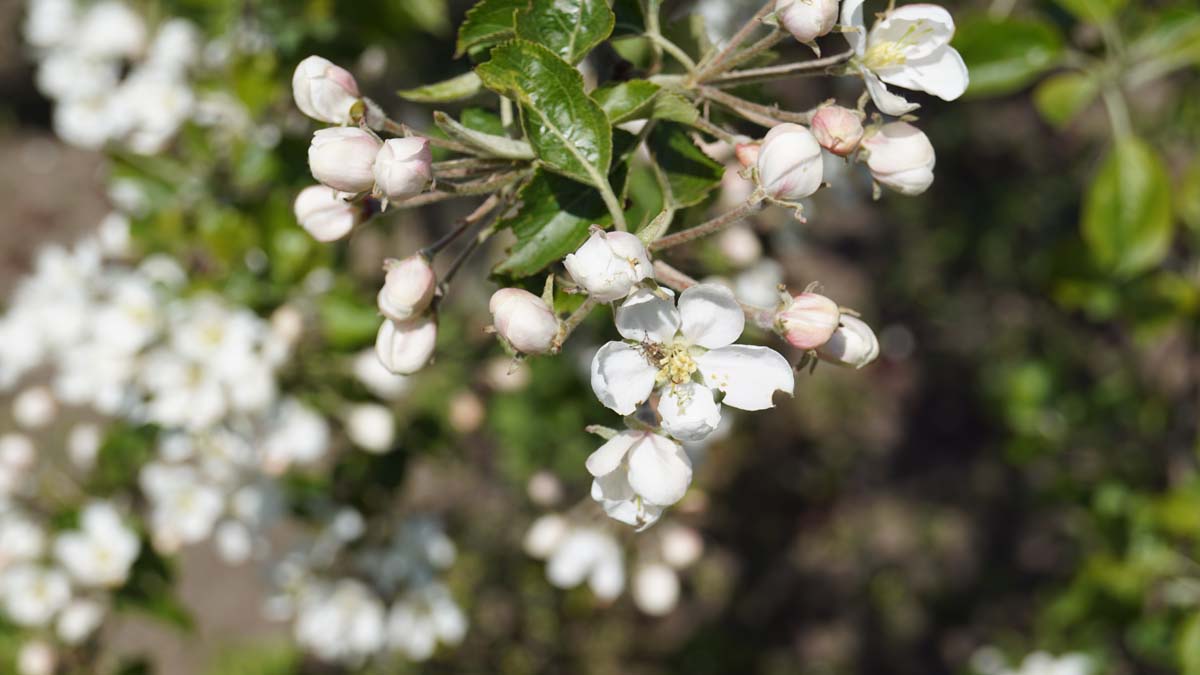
top-left (36, 52), bottom-right (121, 102)
top-left (861, 121), bottom-right (936, 195)
top-left (757, 123), bottom-right (824, 201)
top-left (23, 0), bottom-right (76, 49)
top-left (488, 288), bottom-right (559, 355)
top-left (352, 349), bottom-right (410, 400)
top-left (632, 562), bottom-right (680, 616)
top-left (1, 564), bottom-right (71, 626)
top-left (56, 598), bottom-right (106, 644)
top-left (77, 1), bottom-right (147, 59)
top-left (67, 424), bottom-right (103, 472)
top-left (591, 284), bottom-right (795, 442)
top-left (308, 127), bottom-right (382, 194)
top-left (214, 521), bottom-right (254, 564)
top-left (545, 527), bottom-right (625, 600)
top-left (17, 640), bottom-right (57, 675)
top-left (810, 105), bottom-right (865, 156)
top-left (524, 514), bottom-right (569, 558)
top-left (1005, 651), bottom-right (1092, 675)
top-left (294, 185), bottom-right (362, 242)
top-left (139, 463), bottom-right (224, 551)
top-left (0, 513), bottom-right (46, 566)
top-left (146, 19), bottom-right (201, 74)
top-left (818, 315), bottom-right (880, 368)
top-left (563, 230), bottom-right (654, 303)
top-left (372, 138), bottom-right (433, 201)
top-left (260, 399), bottom-right (330, 473)
top-left (292, 56), bottom-right (362, 125)
top-left (716, 224), bottom-right (762, 268)
top-left (344, 403), bottom-right (396, 454)
top-left (375, 316), bottom-right (437, 375)
top-left (777, 292), bottom-right (841, 349)
top-left (294, 579), bottom-right (386, 664)
top-left (775, 0), bottom-right (839, 44)
top-left (842, 0), bottom-right (969, 116)
top-left (53, 501), bottom-right (140, 588)
top-left (386, 583), bottom-right (467, 661)
top-left (378, 255), bottom-right (436, 322)
top-left (659, 525), bottom-right (704, 568)
top-left (12, 385), bottom-right (58, 429)
top-left (586, 430), bottom-right (692, 529)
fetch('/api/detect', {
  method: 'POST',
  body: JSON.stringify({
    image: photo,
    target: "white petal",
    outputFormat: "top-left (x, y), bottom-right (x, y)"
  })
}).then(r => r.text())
top-left (627, 434), bottom-right (693, 506)
top-left (585, 431), bottom-right (638, 477)
top-left (615, 288), bottom-right (680, 343)
top-left (590, 342), bottom-right (658, 415)
top-left (870, 3), bottom-right (955, 60)
top-left (678, 284), bottom-right (744, 350)
top-left (658, 382), bottom-right (723, 442)
top-left (697, 345), bottom-right (795, 411)
top-left (840, 0), bottom-right (867, 54)
top-left (878, 45), bottom-right (969, 101)
top-left (591, 470), bottom-right (636, 503)
top-left (863, 68), bottom-right (920, 116)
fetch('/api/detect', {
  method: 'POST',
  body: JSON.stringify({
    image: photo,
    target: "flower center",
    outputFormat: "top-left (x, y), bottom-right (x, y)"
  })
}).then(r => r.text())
top-left (655, 343), bottom-right (697, 386)
top-left (863, 41), bottom-right (907, 69)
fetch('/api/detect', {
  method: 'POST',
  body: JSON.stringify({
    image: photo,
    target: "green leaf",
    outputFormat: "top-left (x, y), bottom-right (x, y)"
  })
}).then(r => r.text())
top-left (397, 71), bottom-right (483, 102)
top-left (1177, 160), bottom-right (1200, 231)
top-left (1129, 6), bottom-right (1200, 65)
top-left (433, 110), bottom-right (534, 159)
top-left (1033, 71), bottom-right (1100, 128)
top-left (1179, 613), bottom-right (1200, 675)
top-left (955, 15), bottom-right (1064, 97)
top-left (461, 107), bottom-right (506, 135)
top-left (114, 546), bottom-right (194, 632)
top-left (592, 80), bottom-right (698, 124)
top-left (456, 0), bottom-right (523, 57)
top-left (516, 0), bottom-right (615, 64)
top-left (477, 40), bottom-right (613, 188)
top-left (645, 122), bottom-right (723, 208)
top-left (1051, 0), bottom-right (1127, 23)
top-left (1081, 137), bottom-right (1174, 277)
top-left (319, 290), bottom-right (381, 350)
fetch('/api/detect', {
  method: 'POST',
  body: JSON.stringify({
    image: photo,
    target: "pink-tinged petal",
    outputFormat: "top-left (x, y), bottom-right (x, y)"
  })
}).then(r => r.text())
top-left (863, 68), bottom-right (920, 115)
top-left (615, 288), bottom-right (680, 343)
top-left (658, 382), bottom-right (723, 442)
top-left (585, 431), bottom-right (639, 477)
top-left (678, 284), bottom-right (744, 349)
top-left (590, 342), bottom-right (657, 415)
top-left (877, 45), bottom-right (969, 101)
top-left (696, 345), bottom-right (795, 411)
top-left (627, 434), bottom-right (693, 506)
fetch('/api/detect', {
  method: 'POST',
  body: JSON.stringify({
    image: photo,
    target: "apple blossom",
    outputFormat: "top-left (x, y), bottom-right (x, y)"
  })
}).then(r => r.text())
top-left (17, 640), bottom-right (56, 675)
top-left (54, 501), bottom-right (140, 588)
top-left (842, 0), bottom-right (969, 115)
top-left (563, 230), bottom-right (654, 302)
top-left (292, 55), bottom-right (362, 124)
top-left (488, 288), bottom-right (559, 355)
top-left (56, 599), bottom-right (106, 644)
top-left (294, 185), bottom-right (363, 242)
top-left (818, 315), bottom-right (880, 368)
top-left (775, 0), bottom-right (839, 44)
top-left (308, 127), bottom-right (382, 194)
top-left (78, 1), bottom-right (146, 59)
top-left (12, 385), bottom-right (57, 429)
top-left (586, 429), bottom-right (693, 529)
top-left (777, 292), bottom-right (841, 349)
top-left (861, 121), bottom-right (936, 195)
top-left (375, 315), bottom-right (437, 375)
top-left (632, 562), bottom-right (680, 616)
top-left (344, 403), bottom-right (396, 454)
top-left (810, 105), bottom-right (865, 156)
top-left (660, 525), bottom-right (704, 568)
top-left (386, 583), bottom-right (467, 660)
top-left (372, 137), bottom-right (433, 200)
top-left (2, 564), bottom-right (70, 626)
top-left (591, 285), bottom-right (795, 442)
top-left (757, 123), bottom-right (824, 201)
top-left (545, 527), bottom-right (626, 600)
top-left (378, 255), bottom-right (436, 322)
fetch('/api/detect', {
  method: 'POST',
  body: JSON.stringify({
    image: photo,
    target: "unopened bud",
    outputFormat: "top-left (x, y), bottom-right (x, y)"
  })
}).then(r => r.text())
top-left (292, 55), bottom-right (361, 124)
top-left (775, 0), bottom-right (838, 43)
top-left (344, 403), bottom-right (396, 453)
top-left (757, 123), bottom-right (823, 200)
top-left (734, 142), bottom-right (760, 168)
top-left (811, 106), bottom-right (865, 157)
top-left (372, 137), bottom-right (433, 200)
top-left (632, 563), bottom-right (680, 616)
top-left (377, 255), bottom-right (436, 322)
top-left (293, 185), bottom-right (361, 242)
top-left (375, 316), bottom-right (437, 375)
top-left (17, 640), bottom-right (56, 675)
top-left (563, 230), bottom-right (654, 302)
top-left (489, 288), bottom-right (559, 355)
top-left (716, 225), bottom-right (762, 268)
top-left (307, 127), bottom-right (381, 194)
top-left (861, 122), bottom-right (936, 196)
top-left (818, 315), bottom-right (880, 369)
top-left (777, 292), bottom-right (840, 350)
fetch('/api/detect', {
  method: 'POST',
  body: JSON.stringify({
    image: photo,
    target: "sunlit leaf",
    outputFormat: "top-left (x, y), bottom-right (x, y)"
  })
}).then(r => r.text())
top-left (456, 0), bottom-right (523, 57)
top-left (955, 15), bottom-right (1064, 97)
top-left (398, 71), bottom-right (483, 103)
top-left (1033, 71), bottom-right (1100, 128)
top-left (516, 0), bottom-right (614, 64)
top-left (1081, 137), bottom-right (1174, 277)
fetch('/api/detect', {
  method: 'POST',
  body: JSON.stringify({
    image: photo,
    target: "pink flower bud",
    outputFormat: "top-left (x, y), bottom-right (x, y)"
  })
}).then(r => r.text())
top-left (861, 122), bottom-right (936, 196)
top-left (292, 55), bottom-right (361, 124)
top-left (776, 292), bottom-right (840, 349)
top-left (377, 255), bottom-right (436, 322)
top-left (810, 106), bottom-right (865, 157)
top-left (734, 143), bottom-right (760, 168)
top-left (375, 316), bottom-right (436, 375)
top-left (489, 288), bottom-right (559, 355)
top-left (372, 137), bottom-right (433, 200)
top-left (307, 127), bottom-right (381, 194)
top-left (775, 0), bottom-right (839, 43)
top-left (293, 185), bottom-right (361, 242)
top-left (756, 123), bottom-right (823, 201)
top-left (818, 316), bottom-right (880, 369)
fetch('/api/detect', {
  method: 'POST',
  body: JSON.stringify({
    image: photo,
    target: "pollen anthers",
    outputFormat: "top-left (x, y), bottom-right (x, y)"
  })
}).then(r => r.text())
top-left (652, 342), bottom-right (699, 386)
top-left (863, 40), bottom-right (907, 69)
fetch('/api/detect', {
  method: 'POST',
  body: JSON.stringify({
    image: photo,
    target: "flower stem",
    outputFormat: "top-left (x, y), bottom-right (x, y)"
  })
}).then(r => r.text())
top-left (552, 297), bottom-right (599, 353)
top-left (692, 2), bottom-right (778, 83)
top-left (649, 200), bottom-right (762, 251)
top-left (690, 116), bottom-right (740, 144)
top-left (698, 86), bottom-right (818, 127)
top-left (598, 181), bottom-right (629, 232)
top-left (706, 48), bottom-right (856, 88)
top-left (647, 32), bottom-right (697, 71)
top-left (421, 194), bottom-right (501, 258)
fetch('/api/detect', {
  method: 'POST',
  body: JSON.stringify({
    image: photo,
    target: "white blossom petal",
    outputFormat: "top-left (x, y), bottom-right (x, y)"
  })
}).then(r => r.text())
top-left (615, 288), bottom-right (680, 343)
top-left (678, 284), bottom-right (744, 350)
top-left (870, 4), bottom-right (955, 60)
top-left (862, 68), bottom-right (920, 115)
top-left (840, 0), bottom-right (867, 54)
top-left (877, 45), bottom-right (969, 102)
top-left (590, 342), bottom-right (657, 415)
top-left (585, 431), bottom-right (638, 477)
top-left (627, 434), bottom-right (693, 506)
top-left (697, 345), bottom-right (795, 411)
top-left (658, 382), bottom-right (723, 442)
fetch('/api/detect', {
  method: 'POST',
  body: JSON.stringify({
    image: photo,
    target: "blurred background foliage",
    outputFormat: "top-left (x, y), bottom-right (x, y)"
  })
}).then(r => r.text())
top-left (1, 0), bottom-right (1199, 673)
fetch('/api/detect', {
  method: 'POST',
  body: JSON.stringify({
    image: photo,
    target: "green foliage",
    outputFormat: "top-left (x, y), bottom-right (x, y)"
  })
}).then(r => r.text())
top-left (397, 71), bottom-right (484, 103)
top-left (113, 546), bottom-right (194, 632)
top-left (433, 110), bottom-right (534, 159)
top-left (1052, 0), bottom-right (1128, 24)
top-left (592, 80), bottom-right (698, 125)
top-left (455, 0), bottom-right (523, 57)
top-left (1033, 71), bottom-right (1100, 128)
top-left (88, 424), bottom-right (157, 496)
top-left (515, 0), bottom-right (614, 64)
top-left (1081, 137), bottom-right (1174, 277)
top-left (645, 123), bottom-right (724, 208)
top-left (956, 15), bottom-right (1064, 97)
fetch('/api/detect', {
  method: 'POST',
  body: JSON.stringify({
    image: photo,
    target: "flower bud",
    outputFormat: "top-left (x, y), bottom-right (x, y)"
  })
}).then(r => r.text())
top-left (489, 288), bottom-right (559, 355)
top-left (734, 142), bottom-right (760, 168)
top-left (307, 127), bottom-right (381, 194)
top-left (377, 255), bottom-right (436, 322)
top-left (632, 563), bottom-right (680, 616)
top-left (811, 106), bottom-right (865, 157)
top-left (775, 0), bottom-right (839, 43)
top-left (293, 185), bottom-right (361, 242)
top-left (818, 315), bottom-right (880, 369)
top-left (563, 230), bottom-right (654, 302)
top-left (861, 122), bottom-right (936, 195)
top-left (17, 640), bottom-right (56, 675)
top-left (717, 225), bottom-right (762, 268)
top-left (375, 316), bottom-right (437, 375)
top-left (777, 292), bottom-right (840, 350)
top-left (372, 137), bottom-right (433, 200)
top-left (344, 403), bottom-right (396, 454)
top-left (757, 123), bottom-right (824, 200)
top-left (292, 55), bottom-right (361, 124)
